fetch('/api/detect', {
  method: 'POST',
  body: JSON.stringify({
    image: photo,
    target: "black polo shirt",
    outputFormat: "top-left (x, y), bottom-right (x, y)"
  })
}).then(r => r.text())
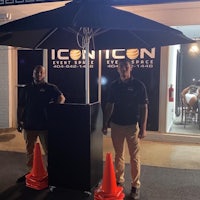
top-left (107, 77), bottom-right (148, 125)
top-left (19, 82), bottom-right (63, 130)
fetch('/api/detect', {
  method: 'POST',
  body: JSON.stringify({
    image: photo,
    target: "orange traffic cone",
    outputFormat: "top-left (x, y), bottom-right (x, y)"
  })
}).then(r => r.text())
top-left (26, 142), bottom-right (48, 190)
top-left (94, 153), bottom-right (125, 200)
top-left (101, 153), bottom-right (117, 194)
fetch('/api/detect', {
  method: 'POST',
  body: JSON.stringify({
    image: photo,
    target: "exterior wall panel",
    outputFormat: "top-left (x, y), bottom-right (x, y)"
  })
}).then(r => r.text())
top-left (0, 46), bottom-right (9, 128)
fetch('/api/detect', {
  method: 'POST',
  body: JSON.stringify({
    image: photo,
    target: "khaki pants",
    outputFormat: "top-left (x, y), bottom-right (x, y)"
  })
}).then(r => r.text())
top-left (110, 122), bottom-right (141, 188)
top-left (23, 129), bottom-right (48, 171)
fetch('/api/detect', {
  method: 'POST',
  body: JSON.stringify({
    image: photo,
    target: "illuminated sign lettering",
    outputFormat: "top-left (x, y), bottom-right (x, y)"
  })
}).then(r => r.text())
top-left (51, 49), bottom-right (95, 60)
top-left (51, 48), bottom-right (155, 60)
top-left (50, 48), bottom-right (156, 69)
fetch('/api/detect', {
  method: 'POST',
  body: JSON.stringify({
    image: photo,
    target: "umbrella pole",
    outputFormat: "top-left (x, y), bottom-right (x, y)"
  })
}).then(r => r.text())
top-left (98, 50), bottom-right (102, 103)
top-left (85, 36), bottom-right (90, 105)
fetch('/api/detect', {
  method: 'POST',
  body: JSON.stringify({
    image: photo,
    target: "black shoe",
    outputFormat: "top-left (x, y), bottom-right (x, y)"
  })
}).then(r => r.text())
top-left (130, 187), bottom-right (140, 200)
top-left (16, 173), bottom-right (29, 183)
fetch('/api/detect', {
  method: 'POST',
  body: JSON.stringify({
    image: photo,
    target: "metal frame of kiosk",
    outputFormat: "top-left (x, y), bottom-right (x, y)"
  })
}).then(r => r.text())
top-left (48, 102), bottom-right (103, 192)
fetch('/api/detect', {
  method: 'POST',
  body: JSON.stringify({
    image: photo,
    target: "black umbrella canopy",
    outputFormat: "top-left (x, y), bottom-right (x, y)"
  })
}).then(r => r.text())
top-left (0, 0), bottom-right (194, 49)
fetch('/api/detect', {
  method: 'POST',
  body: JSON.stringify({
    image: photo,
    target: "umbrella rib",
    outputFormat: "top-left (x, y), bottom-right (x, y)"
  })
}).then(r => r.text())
top-left (93, 29), bottom-right (107, 36)
top-left (64, 27), bottom-right (107, 50)
top-left (34, 28), bottom-right (58, 49)
top-left (129, 31), bottom-right (152, 47)
top-left (65, 27), bottom-right (80, 35)
top-left (63, 27), bottom-right (84, 48)
top-left (64, 27), bottom-right (106, 37)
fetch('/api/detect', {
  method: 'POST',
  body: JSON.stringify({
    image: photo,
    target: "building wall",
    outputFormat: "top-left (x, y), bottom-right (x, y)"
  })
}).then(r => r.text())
top-left (159, 47), bottom-right (169, 133)
top-left (166, 45), bottom-right (180, 132)
top-left (0, 46), bottom-right (9, 128)
top-left (117, 1), bottom-right (200, 26)
top-left (0, 46), bottom-right (17, 128)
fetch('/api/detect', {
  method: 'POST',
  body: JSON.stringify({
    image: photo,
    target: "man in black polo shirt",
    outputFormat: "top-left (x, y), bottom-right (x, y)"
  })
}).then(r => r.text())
top-left (102, 60), bottom-right (148, 200)
top-left (17, 65), bottom-right (65, 182)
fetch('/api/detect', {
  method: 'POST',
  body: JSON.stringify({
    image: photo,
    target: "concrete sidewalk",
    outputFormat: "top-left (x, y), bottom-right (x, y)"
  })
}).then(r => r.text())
top-left (1, 128), bottom-right (200, 170)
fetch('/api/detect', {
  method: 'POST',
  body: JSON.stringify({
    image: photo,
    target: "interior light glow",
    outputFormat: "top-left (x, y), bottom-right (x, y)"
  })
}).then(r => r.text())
top-left (189, 45), bottom-right (199, 54)
top-left (101, 76), bottom-right (108, 85)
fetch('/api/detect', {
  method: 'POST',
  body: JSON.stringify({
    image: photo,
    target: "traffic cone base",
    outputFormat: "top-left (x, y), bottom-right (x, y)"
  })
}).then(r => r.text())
top-left (25, 143), bottom-right (48, 190)
top-left (94, 186), bottom-right (124, 199)
top-left (94, 193), bottom-right (124, 200)
top-left (26, 173), bottom-right (48, 182)
top-left (26, 170), bottom-right (48, 180)
top-left (94, 153), bottom-right (125, 200)
top-left (26, 174), bottom-right (48, 190)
